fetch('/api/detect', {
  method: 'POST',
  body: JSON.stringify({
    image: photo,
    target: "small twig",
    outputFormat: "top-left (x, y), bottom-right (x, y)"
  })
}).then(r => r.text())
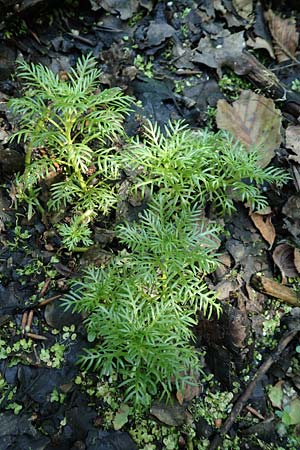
top-left (67, 32), bottom-right (95, 46)
top-left (245, 405), bottom-right (265, 420)
top-left (26, 309), bottom-right (34, 331)
top-left (251, 274), bottom-right (300, 307)
top-left (28, 28), bottom-right (42, 45)
top-left (271, 61), bottom-right (300, 71)
top-left (39, 277), bottom-right (51, 298)
top-left (21, 311), bottom-right (28, 335)
top-left (38, 294), bottom-right (62, 307)
top-left (26, 332), bottom-right (47, 341)
top-left (208, 329), bottom-right (300, 450)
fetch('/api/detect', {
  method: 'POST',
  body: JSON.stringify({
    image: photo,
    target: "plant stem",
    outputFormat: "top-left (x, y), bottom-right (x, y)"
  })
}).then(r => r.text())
top-left (65, 120), bottom-right (87, 192)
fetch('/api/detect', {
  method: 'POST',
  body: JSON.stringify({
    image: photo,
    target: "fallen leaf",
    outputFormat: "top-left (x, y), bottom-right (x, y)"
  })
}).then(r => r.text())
top-left (227, 306), bottom-right (250, 349)
top-left (176, 371), bottom-right (201, 405)
top-left (192, 31), bottom-right (245, 76)
top-left (143, 21), bottom-right (175, 48)
top-left (294, 248), bottom-right (300, 273)
top-left (233, 0), bottom-right (253, 20)
top-left (282, 195), bottom-right (300, 220)
top-left (113, 404), bottom-right (131, 430)
top-left (90, 0), bottom-right (139, 19)
top-left (216, 90), bottom-right (282, 167)
top-left (273, 243), bottom-right (299, 279)
top-left (250, 212), bottom-right (276, 247)
top-left (265, 10), bottom-right (299, 62)
top-left (288, 397), bottom-right (300, 425)
top-left (286, 125), bottom-right (300, 163)
top-left (268, 381), bottom-right (284, 409)
top-left (246, 35), bottom-right (275, 59)
top-left (150, 401), bottom-right (191, 426)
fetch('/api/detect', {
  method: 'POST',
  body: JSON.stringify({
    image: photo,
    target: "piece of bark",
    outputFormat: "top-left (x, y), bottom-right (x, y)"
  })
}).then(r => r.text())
top-left (227, 50), bottom-right (300, 118)
top-left (251, 273), bottom-right (300, 306)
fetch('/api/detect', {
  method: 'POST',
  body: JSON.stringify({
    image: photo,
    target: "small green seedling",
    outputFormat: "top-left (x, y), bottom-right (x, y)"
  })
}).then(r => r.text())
top-left (63, 195), bottom-right (221, 406)
top-left (9, 53), bottom-right (133, 248)
top-left (120, 120), bottom-right (289, 215)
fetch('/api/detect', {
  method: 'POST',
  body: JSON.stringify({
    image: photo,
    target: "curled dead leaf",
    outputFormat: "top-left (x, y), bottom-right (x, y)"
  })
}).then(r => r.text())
top-left (273, 243), bottom-right (299, 279)
top-left (250, 211), bottom-right (276, 247)
top-left (246, 35), bottom-right (275, 59)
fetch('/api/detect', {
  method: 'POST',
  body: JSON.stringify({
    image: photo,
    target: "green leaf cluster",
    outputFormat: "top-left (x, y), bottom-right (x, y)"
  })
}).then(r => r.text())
top-left (63, 195), bottom-right (221, 405)
top-left (120, 120), bottom-right (289, 214)
top-left (9, 53), bottom-right (133, 246)
top-left (9, 55), bottom-right (290, 406)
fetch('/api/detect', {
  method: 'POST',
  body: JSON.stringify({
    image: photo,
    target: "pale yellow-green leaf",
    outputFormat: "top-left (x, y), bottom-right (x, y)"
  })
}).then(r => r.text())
top-left (268, 381), bottom-right (284, 409)
top-left (113, 404), bottom-right (131, 430)
top-left (288, 397), bottom-right (300, 425)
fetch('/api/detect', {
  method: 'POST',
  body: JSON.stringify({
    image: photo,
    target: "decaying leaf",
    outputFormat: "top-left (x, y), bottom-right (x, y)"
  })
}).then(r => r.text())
top-left (294, 248), bottom-right (300, 274)
top-left (90, 0), bottom-right (139, 18)
top-left (216, 90), bottom-right (282, 167)
top-left (282, 195), bottom-right (300, 220)
top-left (150, 401), bottom-right (192, 426)
top-left (265, 10), bottom-right (299, 62)
top-left (141, 21), bottom-right (175, 48)
top-left (250, 211), bottom-right (276, 247)
top-left (176, 371), bottom-right (201, 405)
top-left (268, 381), bottom-right (284, 409)
top-left (113, 404), bottom-right (131, 430)
top-left (227, 306), bottom-right (250, 349)
top-left (288, 397), bottom-right (300, 425)
top-left (286, 125), bottom-right (300, 164)
top-left (192, 31), bottom-right (245, 76)
top-left (273, 243), bottom-right (299, 279)
top-left (232, 0), bottom-right (253, 20)
top-left (246, 35), bottom-right (275, 59)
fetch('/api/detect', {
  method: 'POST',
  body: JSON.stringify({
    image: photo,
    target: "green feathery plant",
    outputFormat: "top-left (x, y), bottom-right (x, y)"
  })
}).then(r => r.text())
top-left (116, 194), bottom-right (220, 294)
top-left (119, 120), bottom-right (289, 214)
top-left (8, 53), bottom-right (133, 248)
top-left (63, 194), bottom-right (221, 405)
top-left (9, 54), bottom-right (290, 407)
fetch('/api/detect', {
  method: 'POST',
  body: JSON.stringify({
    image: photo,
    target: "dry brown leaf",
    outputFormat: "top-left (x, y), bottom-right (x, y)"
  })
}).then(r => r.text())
top-left (216, 90), bottom-right (282, 167)
top-left (246, 35), bottom-right (275, 59)
top-left (250, 212), bottom-right (276, 247)
top-left (294, 248), bottom-right (300, 273)
top-left (233, 0), bottom-right (253, 19)
top-left (273, 243), bottom-right (299, 279)
top-left (286, 125), bottom-right (300, 163)
top-left (176, 371), bottom-right (201, 405)
top-left (265, 10), bottom-right (299, 63)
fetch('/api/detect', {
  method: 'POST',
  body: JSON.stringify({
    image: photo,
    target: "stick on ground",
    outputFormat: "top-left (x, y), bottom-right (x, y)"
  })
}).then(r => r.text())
top-left (208, 328), bottom-right (300, 450)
